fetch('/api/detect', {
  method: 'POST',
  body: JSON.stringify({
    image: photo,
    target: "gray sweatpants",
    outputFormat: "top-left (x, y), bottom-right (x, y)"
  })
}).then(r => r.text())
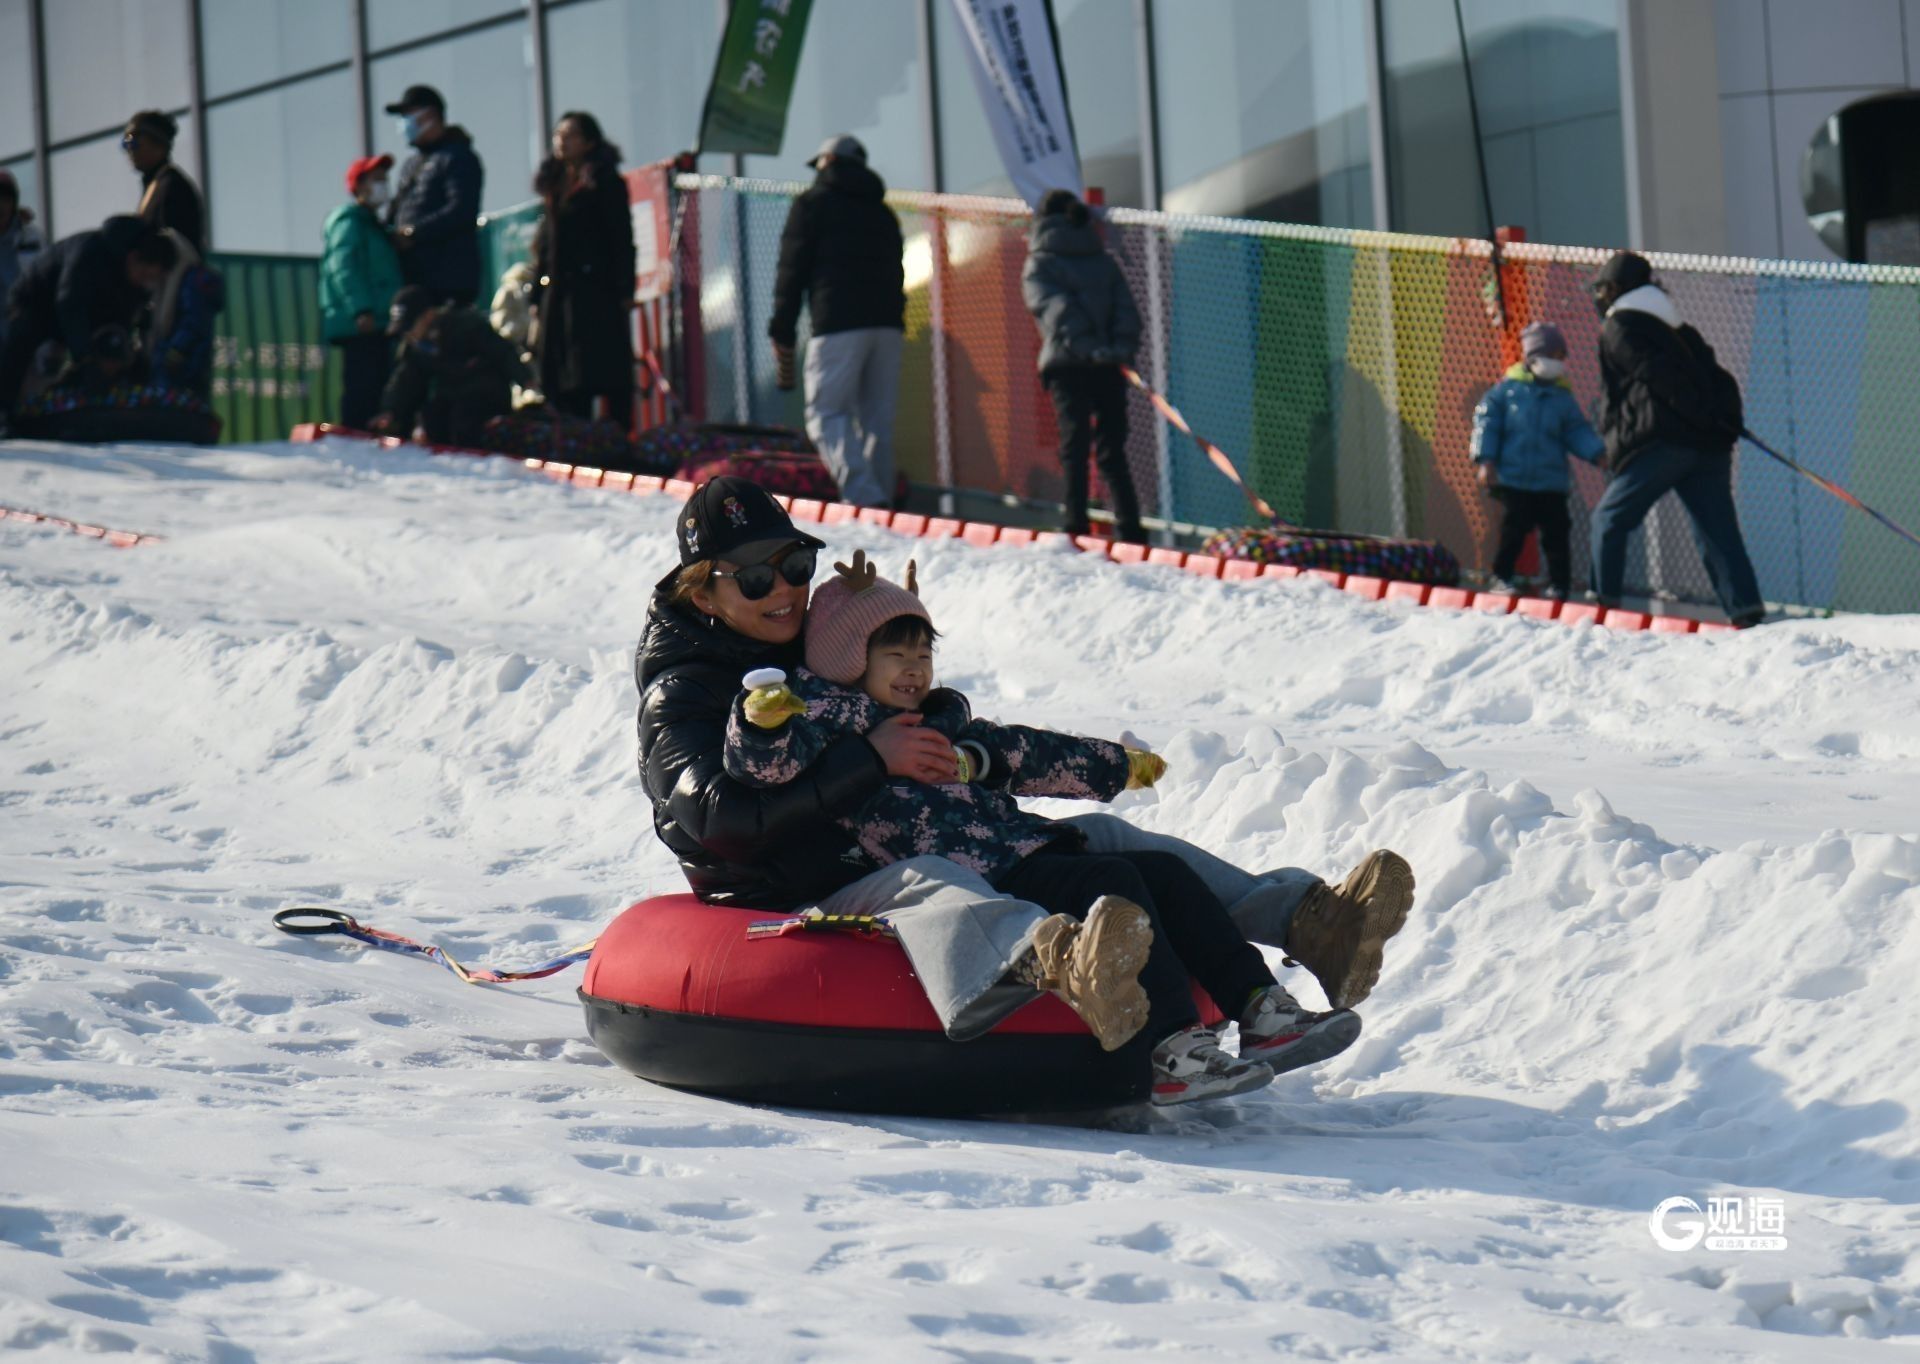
top-left (803, 325), bottom-right (903, 508)
top-left (812, 819), bottom-right (1318, 1040)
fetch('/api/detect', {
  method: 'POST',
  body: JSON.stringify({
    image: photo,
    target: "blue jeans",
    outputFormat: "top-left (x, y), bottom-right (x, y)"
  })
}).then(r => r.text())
top-left (1589, 441), bottom-right (1763, 620)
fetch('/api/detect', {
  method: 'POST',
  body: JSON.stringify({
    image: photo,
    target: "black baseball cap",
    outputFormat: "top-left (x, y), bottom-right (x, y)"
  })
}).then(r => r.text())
top-left (676, 476), bottom-right (825, 567)
top-left (387, 284), bottom-right (434, 336)
top-left (384, 84), bottom-right (446, 116)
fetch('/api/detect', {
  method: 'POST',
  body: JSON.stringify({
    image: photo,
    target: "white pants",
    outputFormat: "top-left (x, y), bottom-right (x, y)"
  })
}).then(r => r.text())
top-left (811, 819), bottom-right (1320, 1040)
top-left (803, 326), bottom-right (903, 508)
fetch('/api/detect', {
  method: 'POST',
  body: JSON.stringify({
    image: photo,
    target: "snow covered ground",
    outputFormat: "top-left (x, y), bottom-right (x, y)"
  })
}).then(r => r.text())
top-left (3, 436), bottom-right (1919, 1362)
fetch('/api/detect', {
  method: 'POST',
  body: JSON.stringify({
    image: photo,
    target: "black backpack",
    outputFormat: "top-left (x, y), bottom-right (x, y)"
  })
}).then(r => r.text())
top-left (1671, 323), bottom-right (1744, 448)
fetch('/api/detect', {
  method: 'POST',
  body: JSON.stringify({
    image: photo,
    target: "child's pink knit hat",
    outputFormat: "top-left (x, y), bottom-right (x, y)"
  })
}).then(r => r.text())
top-left (804, 551), bottom-right (931, 684)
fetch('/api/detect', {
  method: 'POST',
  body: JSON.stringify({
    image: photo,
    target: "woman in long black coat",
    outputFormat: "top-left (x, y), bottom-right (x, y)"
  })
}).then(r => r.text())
top-left (534, 112), bottom-right (636, 428)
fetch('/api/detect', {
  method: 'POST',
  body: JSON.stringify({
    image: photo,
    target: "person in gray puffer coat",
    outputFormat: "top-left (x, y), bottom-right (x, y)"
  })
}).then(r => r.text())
top-left (1021, 189), bottom-right (1146, 544)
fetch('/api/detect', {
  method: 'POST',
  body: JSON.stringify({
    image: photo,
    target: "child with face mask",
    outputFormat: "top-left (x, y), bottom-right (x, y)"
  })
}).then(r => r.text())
top-left (723, 551), bottom-right (1362, 1106)
top-left (1469, 321), bottom-right (1608, 598)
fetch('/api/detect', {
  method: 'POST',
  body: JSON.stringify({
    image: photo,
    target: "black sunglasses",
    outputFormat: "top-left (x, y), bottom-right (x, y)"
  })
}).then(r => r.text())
top-left (711, 546), bottom-right (817, 601)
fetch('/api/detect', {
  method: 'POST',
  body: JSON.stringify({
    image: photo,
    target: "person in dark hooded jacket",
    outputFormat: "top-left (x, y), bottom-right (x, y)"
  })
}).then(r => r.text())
top-left (1021, 189), bottom-right (1146, 544)
top-left (533, 112), bottom-right (637, 428)
top-left (1587, 250), bottom-right (1764, 626)
top-left (385, 85), bottom-right (485, 306)
top-left (767, 135), bottom-right (906, 508)
top-left (371, 286), bottom-right (527, 446)
top-left (0, 216), bottom-right (176, 426)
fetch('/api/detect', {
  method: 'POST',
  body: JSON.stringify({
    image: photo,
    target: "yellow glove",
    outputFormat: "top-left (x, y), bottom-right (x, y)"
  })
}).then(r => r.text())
top-left (741, 667), bottom-right (806, 730)
top-left (1124, 747), bottom-right (1167, 790)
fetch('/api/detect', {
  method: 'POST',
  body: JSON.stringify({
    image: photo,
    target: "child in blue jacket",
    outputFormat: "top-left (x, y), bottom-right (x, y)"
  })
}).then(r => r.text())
top-left (1470, 321), bottom-right (1607, 597)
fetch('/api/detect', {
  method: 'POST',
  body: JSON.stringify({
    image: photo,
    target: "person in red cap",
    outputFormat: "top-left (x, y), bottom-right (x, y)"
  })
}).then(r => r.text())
top-left (320, 154), bottom-right (404, 429)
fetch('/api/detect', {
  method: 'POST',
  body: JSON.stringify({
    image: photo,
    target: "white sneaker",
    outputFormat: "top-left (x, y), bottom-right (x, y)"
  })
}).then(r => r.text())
top-left (1149, 1025), bottom-right (1274, 1106)
top-left (1237, 986), bottom-right (1361, 1075)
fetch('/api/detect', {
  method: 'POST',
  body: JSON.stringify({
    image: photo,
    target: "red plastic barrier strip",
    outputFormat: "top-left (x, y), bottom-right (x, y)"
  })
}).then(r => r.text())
top-left (1, 503), bottom-right (162, 547)
top-left (287, 425), bottom-right (1747, 638)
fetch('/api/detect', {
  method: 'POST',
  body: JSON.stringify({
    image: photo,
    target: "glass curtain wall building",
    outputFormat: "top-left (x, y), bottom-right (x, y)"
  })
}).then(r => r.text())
top-left (4, 0), bottom-right (1906, 261)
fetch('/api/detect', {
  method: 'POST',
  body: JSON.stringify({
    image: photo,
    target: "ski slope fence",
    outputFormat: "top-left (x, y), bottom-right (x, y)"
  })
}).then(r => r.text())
top-left (668, 175), bottom-right (1920, 617)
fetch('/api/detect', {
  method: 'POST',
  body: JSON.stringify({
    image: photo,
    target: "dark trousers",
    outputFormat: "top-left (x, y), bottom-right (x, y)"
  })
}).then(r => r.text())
top-left (338, 334), bottom-right (391, 431)
top-left (1044, 365), bottom-right (1144, 542)
top-left (0, 312), bottom-right (42, 412)
top-left (1491, 487), bottom-right (1573, 594)
top-left (995, 849), bottom-right (1274, 1043)
top-left (420, 380), bottom-right (510, 447)
top-left (1590, 440), bottom-right (1764, 621)
top-left (552, 385), bottom-right (632, 433)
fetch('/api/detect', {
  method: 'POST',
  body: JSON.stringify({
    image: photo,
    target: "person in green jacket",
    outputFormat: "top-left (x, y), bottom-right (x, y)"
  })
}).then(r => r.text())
top-left (320, 154), bottom-right (404, 430)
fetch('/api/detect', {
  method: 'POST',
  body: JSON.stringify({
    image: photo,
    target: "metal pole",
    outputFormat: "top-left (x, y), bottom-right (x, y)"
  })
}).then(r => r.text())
top-left (1132, 0), bottom-right (1161, 210)
top-left (1360, 0), bottom-right (1393, 231)
top-left (729, 153), bottom-right (752, 423)
top-left (186, 0), bottom-right (210, 242)
top-left (1133, 0), bottom-right (1172, 538)
top-left (919, 0), bottom-right (954, 508)
top-left (528, 0), bottom-right (552, 159)
top-left (26, 0), bottom-right (50, 234)
top-left (1450, 0), bottom-right (1507, 324)
top-left (350, 0), bottom-right (371, 156)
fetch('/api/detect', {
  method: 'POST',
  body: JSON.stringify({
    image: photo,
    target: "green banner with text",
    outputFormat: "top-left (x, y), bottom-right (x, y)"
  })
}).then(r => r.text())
top-left (697, 0), bottom-right (815, 155)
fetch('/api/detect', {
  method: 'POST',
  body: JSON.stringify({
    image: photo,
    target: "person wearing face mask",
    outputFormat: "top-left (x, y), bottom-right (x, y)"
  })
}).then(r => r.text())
top-left (1469, 321), bottom-right (1606, 599)
top-left (383, 85), bottom-right (485, 307)
top-left (370, 284), bottom-right (526, 446)
top-left (320, 154), bottom-right (405, 429)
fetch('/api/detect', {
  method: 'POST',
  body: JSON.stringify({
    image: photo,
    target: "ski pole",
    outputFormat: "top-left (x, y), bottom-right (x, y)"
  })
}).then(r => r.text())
top-left (1740, 427), bottom-right (1920, 553)
top-left (273, 908), bottom-right (596, 986)
top-left (1120, 365), bottom-right (1283, 525)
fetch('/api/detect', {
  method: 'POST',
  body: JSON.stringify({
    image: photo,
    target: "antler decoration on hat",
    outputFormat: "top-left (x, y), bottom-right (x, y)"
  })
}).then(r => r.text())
top-left (831, 549), bottom-right (879, 594)
top-left (904, 559), bottom-right (919, 597)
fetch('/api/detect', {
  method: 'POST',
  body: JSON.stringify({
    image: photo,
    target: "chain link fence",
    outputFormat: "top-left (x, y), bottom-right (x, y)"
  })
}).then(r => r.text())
top-left (668, 174), bottom-right (1920, 616)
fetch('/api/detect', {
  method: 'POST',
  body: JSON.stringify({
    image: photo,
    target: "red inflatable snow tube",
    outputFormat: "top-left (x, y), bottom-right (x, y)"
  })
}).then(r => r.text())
top-left (579, 895), bottom-right (1221, 1116)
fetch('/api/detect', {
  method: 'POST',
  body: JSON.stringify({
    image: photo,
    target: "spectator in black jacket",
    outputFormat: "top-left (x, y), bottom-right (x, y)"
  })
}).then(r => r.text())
top-left (371, 285), bottom-right (527, 446)
top-left (385, 84), bottom-right (485, 306)
top-left (533, 111), bottom-right (636, 428)
top-left (1021, 188), bottom-right (1147, 544)
top-left (0, 216), bottom-right (176, 430)
top-left (768, 135), bottom-right (906, 508)
top-left (123, 110), bottom-right (207, 256)
top-left (1588, 251), bottom-right (1765, 627)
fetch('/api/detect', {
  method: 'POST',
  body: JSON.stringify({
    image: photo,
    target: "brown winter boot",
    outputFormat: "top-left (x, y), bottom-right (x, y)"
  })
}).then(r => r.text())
top-left (1283, 850), bottom-right (1415, 1009)
top-left (1015, 897), bottom-right (1153, 1052)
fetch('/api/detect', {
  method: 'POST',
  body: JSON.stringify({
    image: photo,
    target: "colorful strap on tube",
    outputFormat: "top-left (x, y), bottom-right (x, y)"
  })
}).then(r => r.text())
top-left (1740, 428), bottom-right (1920, 553)
top-left (273, 908), bottom-right (596, 985)
top-left (744, 911), bottom-right (895, 941)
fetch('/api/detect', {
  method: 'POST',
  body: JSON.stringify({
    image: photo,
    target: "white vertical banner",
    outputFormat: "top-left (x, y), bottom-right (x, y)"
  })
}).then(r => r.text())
top-left (943, 0), bottom-right (1082, 208)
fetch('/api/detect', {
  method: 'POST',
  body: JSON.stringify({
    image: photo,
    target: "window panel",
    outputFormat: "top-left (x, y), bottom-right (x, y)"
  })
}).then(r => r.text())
top-left (740, 0), bottom-right (930, 190)
top-left (45, 0), bottom-right (190, 142)
top-left (367, 0), bottom-right (522, 54)
top-left (546, 0), bottom-right (724, 171)
top-left (208, 70), bottom-right (357, 254)
top-left (201, 0), bottom-right (351, 99)
top-left (1152, 0), bottom-right (1372, 226)
top-left (1, 0), bottom-right (33, 160)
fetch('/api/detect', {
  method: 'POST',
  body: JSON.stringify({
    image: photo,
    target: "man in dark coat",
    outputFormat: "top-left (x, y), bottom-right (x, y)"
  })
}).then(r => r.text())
top-left (371, 285), bottom-right (527, 447)
top-left (1588, 251), bottom-right (1765, 627)
top-left (124, 110), bottom-right (208, 256)
top-left (1021, 188), bottom-right (1147, 544)
top-left (533, 112), bottom-right (637, 427)
top-left (385, 85), bottom-right (485, 307)
top-left (767, 135), bottom-right (906, 508)
top-left (0, 216), bottom-right (177, 429)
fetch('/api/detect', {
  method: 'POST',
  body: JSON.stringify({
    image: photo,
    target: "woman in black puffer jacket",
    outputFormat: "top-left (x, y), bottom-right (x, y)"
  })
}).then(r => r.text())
top-left (534, 112), bottom-right (636, 428)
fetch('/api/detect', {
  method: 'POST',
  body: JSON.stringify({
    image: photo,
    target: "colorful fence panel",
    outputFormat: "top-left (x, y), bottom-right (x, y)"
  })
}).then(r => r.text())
top-left (671, 174), bottom-right (1920, 616)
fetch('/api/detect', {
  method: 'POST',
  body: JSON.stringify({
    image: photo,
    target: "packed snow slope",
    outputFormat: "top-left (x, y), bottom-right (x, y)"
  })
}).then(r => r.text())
top-left (3, 437), bottom-right (1919, 1362)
